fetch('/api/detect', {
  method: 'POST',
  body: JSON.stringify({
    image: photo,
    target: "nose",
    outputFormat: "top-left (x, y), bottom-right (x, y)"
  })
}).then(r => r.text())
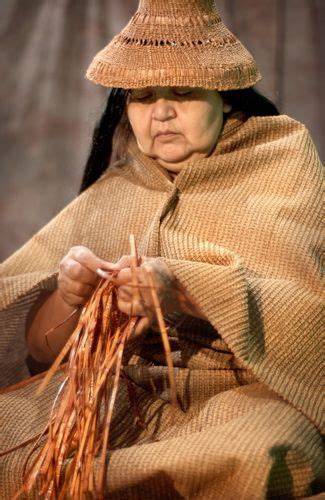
top-left (152, 98), bottom-right (176, 122)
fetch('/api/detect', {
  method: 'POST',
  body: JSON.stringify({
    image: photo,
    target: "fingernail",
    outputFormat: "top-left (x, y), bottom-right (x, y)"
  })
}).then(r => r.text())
top-left (96, 268), bottom-right (110, 279)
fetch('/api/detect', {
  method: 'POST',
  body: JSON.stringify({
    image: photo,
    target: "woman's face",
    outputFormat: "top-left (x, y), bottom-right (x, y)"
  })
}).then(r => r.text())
top-left (127, 86), bottom-right (231, 173)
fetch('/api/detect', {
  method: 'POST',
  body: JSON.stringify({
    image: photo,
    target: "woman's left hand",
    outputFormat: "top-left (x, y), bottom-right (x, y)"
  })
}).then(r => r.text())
top-left (109, 256), bottom-right (185, 337)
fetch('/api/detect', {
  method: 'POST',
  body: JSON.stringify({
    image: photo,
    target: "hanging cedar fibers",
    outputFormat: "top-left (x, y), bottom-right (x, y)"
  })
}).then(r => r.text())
top-left (12, 236), bottom-right (177, 499)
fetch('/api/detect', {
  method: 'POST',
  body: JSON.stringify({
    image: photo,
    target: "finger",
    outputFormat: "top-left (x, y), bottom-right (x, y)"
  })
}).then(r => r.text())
top-left (109, 253), bottom-right (144, 272)
top-left (140, 256), bottom-right (158, 269)
top-left (117, 286), bottom-right (133, 302)
top-left (117, 297), bottom-right (146, 317)
top-left (58, 290), bottom-right (89, 308)
top-left (115, 267), bottom-right (150, 288)
top-left (141, 257), bottom-right (174, 283)
top-left (69, 246), bottom-right (116, 275)
top-left (133, 316), bottom-right (151, 339)
top-left (114, 268), bottom-right (134, 286)
top-left (96, 268), bottom-right (111, 279)
top-left (116, 277), bottom-right (151, 312)
top-left (60, 260), bottom-right (99, 286)
top-left (63, 278), bottom-right (95, 298)
top-left (118, 286), bottom-right (154, 320)
top-left (106, 255), bottom-right (133, 272)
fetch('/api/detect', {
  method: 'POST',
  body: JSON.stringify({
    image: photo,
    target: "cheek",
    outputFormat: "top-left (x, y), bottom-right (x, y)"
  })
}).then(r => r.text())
top-left (127, 105), bottom-right (151, 147)
top-left (181, 102), bottom-right (223, 147)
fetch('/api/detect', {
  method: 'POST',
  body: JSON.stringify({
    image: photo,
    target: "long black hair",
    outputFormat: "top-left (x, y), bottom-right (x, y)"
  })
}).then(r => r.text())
top-left (79, 87), bottom-right (279, 193)
top-left (80, 88), bottom-right (128, 193)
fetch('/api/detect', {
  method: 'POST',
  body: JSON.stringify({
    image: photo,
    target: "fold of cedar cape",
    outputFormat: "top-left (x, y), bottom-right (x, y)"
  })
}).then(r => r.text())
top-left (0, 112), bottom-right (323, 498)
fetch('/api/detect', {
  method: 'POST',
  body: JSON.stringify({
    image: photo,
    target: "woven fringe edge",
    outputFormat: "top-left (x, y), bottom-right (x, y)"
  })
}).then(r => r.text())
top-left (85, 59), bottom-right (262, 91)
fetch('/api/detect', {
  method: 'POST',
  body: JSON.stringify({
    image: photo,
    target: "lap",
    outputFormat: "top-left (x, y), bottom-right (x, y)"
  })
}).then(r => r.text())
top-left (0, 369), bottom-right (322, 499)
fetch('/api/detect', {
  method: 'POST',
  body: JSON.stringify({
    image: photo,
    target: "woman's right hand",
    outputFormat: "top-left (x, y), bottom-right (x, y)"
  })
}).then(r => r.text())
top-left (57, 246), bottom-right (114, 307)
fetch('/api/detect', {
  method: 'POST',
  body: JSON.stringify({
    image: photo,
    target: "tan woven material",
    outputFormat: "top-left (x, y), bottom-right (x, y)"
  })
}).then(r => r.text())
top-left (0, 113), bottom-right (323, 498)
top-left (86, 0), bottom-right (261, 90)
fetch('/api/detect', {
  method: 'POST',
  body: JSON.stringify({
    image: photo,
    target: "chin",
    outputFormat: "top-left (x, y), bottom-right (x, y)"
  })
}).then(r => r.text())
top-left (154, 148), bottom-right (191, 165)
top-left (156, 155), bottom-right (189, 168)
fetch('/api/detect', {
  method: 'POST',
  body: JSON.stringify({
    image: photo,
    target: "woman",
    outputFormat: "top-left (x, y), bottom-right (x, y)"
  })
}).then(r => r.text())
top-left (0, 0), bottom-right (323, 498)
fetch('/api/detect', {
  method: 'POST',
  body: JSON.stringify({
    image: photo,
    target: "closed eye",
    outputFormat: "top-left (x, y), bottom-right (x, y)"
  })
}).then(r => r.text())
top-left (128, 90), bottom-right (153, 101)
top-left (173, 89), bottom-right (193, 97)
top-left (128, 87), bottom-right (195, 102)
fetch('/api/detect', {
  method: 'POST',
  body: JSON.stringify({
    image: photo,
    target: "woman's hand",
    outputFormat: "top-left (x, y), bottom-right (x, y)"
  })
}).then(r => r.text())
top-left (27, 246), bottom-right (116, 363)
top-left (113, 256), bottom-right (177, 316)
top-left (112, 255), bottom-right (180, 337)
top-left (57, 246), bottom-right (114, 308)
top-left (110, 255), bottom-right (205, 336)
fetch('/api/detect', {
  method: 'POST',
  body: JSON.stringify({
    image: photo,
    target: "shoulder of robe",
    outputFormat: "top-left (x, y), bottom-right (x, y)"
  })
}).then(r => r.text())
top-left (90, 157), bottom-right (132, 187)
top-left (0, 153), bottom-right (137, 278)
top-left (218, 113), bottom-right (322, 170)
top-left (253, 114), bottom-right (317, 145)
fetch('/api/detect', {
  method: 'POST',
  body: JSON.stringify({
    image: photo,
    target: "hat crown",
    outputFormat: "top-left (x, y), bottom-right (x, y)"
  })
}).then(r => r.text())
top-left (86, 0), bottom-right (261, 90)
top-left (138, 0), bottom-right (217, 16)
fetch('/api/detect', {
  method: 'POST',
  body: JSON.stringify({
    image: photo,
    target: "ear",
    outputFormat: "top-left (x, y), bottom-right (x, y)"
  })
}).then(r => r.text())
top-left (222, 101), bottom-right (232, 113)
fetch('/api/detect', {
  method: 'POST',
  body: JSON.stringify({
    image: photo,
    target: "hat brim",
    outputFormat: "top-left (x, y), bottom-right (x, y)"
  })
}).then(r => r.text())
top-left (86, 11), bottom-right (261, 90)
top-left (86, 46), bottom-right (261, 91)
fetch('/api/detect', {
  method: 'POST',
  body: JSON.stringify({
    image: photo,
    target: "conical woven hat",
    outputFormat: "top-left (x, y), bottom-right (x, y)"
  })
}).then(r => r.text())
top-left (86, 0), bottom-right (261, 90)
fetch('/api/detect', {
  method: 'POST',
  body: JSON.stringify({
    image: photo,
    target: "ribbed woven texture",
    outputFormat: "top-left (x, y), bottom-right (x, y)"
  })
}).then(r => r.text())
top-left (85, 0), bottom-right (261, 90)
top-left (0, 112), bottom-right (323, 498)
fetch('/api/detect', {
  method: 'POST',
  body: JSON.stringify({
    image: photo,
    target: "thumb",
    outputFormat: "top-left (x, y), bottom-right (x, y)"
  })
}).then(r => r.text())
top-left (97, 254), bottom-right (145, 279)
top-left (92, 257), bottom-right (120, 279)
top-left (96, 255), bottom-right (132, 279)
top-left (109, 255), bottom-right (135, 271)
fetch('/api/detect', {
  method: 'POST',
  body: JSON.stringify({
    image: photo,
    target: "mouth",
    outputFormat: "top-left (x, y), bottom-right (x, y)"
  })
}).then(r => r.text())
top-left (155, 131), bottom-right (179, 140)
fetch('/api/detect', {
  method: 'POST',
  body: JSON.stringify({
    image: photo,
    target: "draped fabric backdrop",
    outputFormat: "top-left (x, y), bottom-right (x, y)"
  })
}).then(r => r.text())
top-left (0, 0), bottom-right (323, 260)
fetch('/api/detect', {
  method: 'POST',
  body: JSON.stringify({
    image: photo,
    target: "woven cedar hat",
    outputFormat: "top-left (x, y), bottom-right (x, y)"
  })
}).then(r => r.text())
top-left (86, 0), bottom-right (261, 90)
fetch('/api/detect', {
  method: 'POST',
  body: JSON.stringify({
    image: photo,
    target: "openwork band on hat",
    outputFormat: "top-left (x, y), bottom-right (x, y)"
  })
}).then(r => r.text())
top-left (86, 0), bottom-right (261, 91)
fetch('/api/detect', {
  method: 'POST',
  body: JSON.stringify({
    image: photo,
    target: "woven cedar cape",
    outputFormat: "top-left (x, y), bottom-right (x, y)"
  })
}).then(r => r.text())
top-left (0, 112), bottom-right (323, 498)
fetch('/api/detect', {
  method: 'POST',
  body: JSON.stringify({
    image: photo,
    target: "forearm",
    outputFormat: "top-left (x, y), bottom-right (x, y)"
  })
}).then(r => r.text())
top-left (26, 289), bottom-right (82, 364)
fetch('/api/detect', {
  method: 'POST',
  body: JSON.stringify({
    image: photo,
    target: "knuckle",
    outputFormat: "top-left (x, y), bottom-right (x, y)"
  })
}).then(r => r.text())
top-left (118, 285), bottom-right (130, 296)
top-left (76, 283), bottom-right (92, 298)
top-left (117, 299), bottom-right (130, 315)
top-left (57, 289), bottom-right (72, 306)
top-left (65, 293), bottom-right (84, 307)
top-left (67, 260), bottom-right (82, 279)
top-left (58, 256), bottom-right (69, 272)
top-left (142, 260), bottom-right (155, 273)
top-left (117, 268), bottom-right (130, 281)
top-left (116, 255), bottom-right (131, 268)
top-left (68, 245), bottom-right (79, 256)
top-left (133, 299), bottom-right (147, 316)
top-left (71, 246), bottom-right (89, 261)
top-left (73, 282), bottom-right (85, 296)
